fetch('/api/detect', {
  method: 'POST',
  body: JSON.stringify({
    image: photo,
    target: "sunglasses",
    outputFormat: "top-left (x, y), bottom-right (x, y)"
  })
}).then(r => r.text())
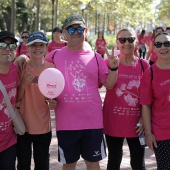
top-left (0, 42), bottom-right (17, 51)
top-left (21, 36), bottom-right (28, 39)
top-left (117, 37), bottom-right (135, 44)
top-left (154, 41), bottom-right (170, 48)
top-left (67, 27), bottom-right (85, 35)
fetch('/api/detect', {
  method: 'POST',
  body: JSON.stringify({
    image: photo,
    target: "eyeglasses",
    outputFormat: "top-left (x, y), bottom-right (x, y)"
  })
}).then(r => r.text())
top-left (67, 27), bottom-right (85, 35)
top-left (21, 36), bottom-right (28, 39)
top-left (154, 41), bottom-right (170, 48)
top-left (0, 42), bottom-right (17, 51)
top-left (117, 37), bottom-right (135, 44)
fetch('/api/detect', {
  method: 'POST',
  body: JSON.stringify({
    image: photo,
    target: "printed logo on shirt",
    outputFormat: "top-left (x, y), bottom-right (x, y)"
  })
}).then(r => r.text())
top-left (116, 80), bottom-right (139, 107)
top-left (68, 60), bottom-right (87, 92)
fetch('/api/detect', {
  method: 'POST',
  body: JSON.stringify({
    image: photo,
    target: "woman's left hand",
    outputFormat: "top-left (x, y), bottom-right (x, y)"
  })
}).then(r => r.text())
top-left (136, 118), bottom-right (144, 136)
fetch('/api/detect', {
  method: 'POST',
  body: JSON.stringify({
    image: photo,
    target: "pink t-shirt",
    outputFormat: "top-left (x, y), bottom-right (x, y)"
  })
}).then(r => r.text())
top-left (145, 35), bottom-right (153, 46)
top-left (149, 39), bottom-right (158, 62)
top-left (48, 40), bottom-right (67, 52)
top-left (140, 64), bottom-right (170, 141)
top-left (103, 58), bottom-right (149, 137)
top-left (0, 63), bottom-right (18, 152)
top-left (16, 43), bottom-right (29, 57)
top-left (45, 48), bottom-right (109, 130)
top-left (96, 39), bottom-right (107, 55)
top-left (137, 35), bottom-right (146, 45)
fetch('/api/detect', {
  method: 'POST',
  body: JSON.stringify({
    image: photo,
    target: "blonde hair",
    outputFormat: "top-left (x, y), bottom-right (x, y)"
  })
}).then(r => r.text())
top-left (116, 28), bottom-right (136, 39)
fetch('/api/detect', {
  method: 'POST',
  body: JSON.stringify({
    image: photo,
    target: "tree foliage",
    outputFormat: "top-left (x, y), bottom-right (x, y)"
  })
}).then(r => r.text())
top-left (0, 0), bottom-right (167, 34)
top-left (157, 0), bottom-right (170, 26)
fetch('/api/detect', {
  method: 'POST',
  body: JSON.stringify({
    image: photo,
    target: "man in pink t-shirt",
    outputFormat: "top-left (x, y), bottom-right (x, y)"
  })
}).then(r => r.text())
top-left (0, 31), bottom-right (18, 169)
top-left (45, 14), bottom-right (119, 170)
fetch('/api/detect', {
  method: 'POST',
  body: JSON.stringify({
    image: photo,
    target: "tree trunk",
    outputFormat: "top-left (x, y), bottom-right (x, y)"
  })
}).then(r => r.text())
top-left (10, 0), bottom-right (16, 34)
top-left (35, 0), bottom-right (40, 30)
top-left (54, 0), bottom-right (58, 27)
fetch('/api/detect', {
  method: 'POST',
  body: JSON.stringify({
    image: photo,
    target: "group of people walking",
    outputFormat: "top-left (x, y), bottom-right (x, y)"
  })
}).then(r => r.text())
top-left (0, 13), bottom-right (170, 170)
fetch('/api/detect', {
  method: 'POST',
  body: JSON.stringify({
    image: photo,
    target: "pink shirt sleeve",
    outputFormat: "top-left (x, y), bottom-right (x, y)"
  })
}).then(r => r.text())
top-left (139, 68), bottom-right (153, 104)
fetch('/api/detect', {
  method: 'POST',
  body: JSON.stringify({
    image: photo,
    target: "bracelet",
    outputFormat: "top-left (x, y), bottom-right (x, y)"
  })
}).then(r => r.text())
top-left (145, 133), bottom-right (152, 138)
top-left (109, 66), bottom-right (118, 71)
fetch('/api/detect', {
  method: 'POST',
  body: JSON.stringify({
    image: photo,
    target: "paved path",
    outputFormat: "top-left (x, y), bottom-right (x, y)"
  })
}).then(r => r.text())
top-left (31, 87), bottom-right (157, 170)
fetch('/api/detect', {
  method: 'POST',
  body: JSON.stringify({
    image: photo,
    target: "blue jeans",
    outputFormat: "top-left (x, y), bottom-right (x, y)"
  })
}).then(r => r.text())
top-left (0, 144), bottom-right (17, 170)
top-left (105, 135), bottom-right (146, 170)
top-left (17, 132), bottom-right (52, 170)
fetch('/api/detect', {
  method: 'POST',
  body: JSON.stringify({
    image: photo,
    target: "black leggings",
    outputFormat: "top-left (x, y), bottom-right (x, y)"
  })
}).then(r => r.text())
top-left (105, 135), bottom-right (146, 170)
top-left (154, 139), bottom-right (170, 170)
top-left (17, 132), bottom-right (52, 170)
top-left (138, 46), bottom-right (146, 59)
top-left (0, 144), bottom-right (16, 170)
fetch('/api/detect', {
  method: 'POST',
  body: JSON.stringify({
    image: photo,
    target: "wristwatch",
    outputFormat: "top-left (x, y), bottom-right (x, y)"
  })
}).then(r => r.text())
top-left (109, 66), bottom-right (118, 71)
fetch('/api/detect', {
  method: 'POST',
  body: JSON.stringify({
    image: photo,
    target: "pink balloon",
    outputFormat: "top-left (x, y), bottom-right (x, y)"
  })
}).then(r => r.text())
top-left (38, 68), bottom-right (65, 98)
top-left (114, 50), bottom-right (120, 56)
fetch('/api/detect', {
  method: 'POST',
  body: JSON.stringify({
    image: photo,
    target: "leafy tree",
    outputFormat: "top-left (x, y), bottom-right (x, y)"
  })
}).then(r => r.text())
top-left (0, 0), bottom-right (169, 35)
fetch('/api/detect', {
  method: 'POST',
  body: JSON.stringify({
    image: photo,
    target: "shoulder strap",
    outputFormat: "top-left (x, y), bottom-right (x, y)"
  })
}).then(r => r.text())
top-left (150, 66), bottom-right (153, 83)
top-left (52, 50), bottom-right (58, 64)
top-left (0, 81), bottom-right (15, 119)
top-left (18, 42), bottom-right (23, 54)
top-left (138, 57), bottom-right (144, 72)
top-left (94, 51), bottom-right (100, 83)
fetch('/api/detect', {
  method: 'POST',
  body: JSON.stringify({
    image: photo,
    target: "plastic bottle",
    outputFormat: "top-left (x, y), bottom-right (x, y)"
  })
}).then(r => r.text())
top-left (136, 123), bottom-right (146, 148)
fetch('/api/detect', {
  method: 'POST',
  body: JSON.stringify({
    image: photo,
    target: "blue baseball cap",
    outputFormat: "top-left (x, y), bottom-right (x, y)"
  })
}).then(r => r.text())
top-left (27, 31), bottom-right (48, 45)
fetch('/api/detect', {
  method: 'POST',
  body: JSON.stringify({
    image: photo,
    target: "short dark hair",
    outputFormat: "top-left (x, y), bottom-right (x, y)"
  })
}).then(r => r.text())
top-left (52, 27), bottom-right (62, 33)
top-left (166, 27), bottom-right (170, 31)
top-left (22, 31), bottom-right (29, 35)
top-left (155, 27), bottom-right (164, 32)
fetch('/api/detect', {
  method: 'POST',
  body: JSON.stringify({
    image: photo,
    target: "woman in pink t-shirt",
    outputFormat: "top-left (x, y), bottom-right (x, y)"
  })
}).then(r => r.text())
top-left (95, 31), bottom-right (107, 58)
top-left (47, 27), bottom-right (67, 52)
top-left (137, 29), bottom-right (147, 59)
top-left (103, 28), bottom-right (149, 170)
top-left (146, 27), bottom-right (164, 65)
top-left (140, 32), bottom-right (170, 170)
top-left (16, 31), bottom-right (29, 57)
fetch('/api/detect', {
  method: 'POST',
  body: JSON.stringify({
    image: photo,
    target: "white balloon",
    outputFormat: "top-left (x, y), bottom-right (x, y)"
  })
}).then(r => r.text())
top-left (38, 68), bottom-right (65, 98)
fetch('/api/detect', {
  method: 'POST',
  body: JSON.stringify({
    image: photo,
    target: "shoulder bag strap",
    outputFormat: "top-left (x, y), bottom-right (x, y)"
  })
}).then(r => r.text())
top-left (138, 57), bottom-right (144, 72)
top-left (0, 81), bottom-right (15, 119)
top-left (94, 51), bottom-right (100, 83)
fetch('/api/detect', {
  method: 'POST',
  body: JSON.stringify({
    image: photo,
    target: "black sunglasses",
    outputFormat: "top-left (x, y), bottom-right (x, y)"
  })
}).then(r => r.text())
top-left (0, 42), bottom-right (17, 51)
top-left (154, 41), bottom-right (170, 48)
top-left (117, 37), bottom-right (135, 44)
top-left (67, 27), bottom-right (85, 35)
top-left (21, 36), bottom-right (28, 39)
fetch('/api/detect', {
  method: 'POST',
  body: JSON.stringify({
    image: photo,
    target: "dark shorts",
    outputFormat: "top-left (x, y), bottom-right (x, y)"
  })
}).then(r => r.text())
top-left (56, 129), bottom-right (106, 164)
